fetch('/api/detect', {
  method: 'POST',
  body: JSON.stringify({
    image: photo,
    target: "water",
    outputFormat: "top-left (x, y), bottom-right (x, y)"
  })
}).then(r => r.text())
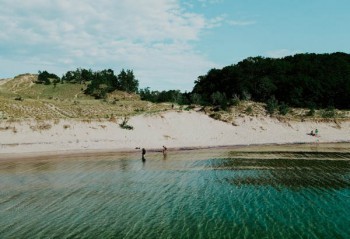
top-left (1, 150), bottom-right (350, 238)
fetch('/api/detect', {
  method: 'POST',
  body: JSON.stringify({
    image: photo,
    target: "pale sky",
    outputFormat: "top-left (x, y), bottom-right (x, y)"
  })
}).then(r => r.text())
top-left (1, 0), bottom-right (349, 91)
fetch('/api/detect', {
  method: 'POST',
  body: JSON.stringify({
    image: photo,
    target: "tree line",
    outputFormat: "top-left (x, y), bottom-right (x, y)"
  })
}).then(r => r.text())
top-left (192, 52), bottom-right (350, 109)
top-left (37, 68), bottom-right (139, 99)
top-left (37, 52), bottom-right (350, 110)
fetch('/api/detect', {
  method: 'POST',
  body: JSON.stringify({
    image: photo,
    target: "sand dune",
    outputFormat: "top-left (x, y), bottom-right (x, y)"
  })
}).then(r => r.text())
top-left (0, 111), bottom-right (349, 156)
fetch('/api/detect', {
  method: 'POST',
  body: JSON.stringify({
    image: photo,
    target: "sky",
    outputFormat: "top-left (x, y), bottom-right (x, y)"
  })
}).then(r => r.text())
top-left (1, 0), bottom-right (350, 91)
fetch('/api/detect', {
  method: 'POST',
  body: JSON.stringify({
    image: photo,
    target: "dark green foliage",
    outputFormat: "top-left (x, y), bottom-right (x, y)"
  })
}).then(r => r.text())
top-left (306, 108), bottom-right (315, 117)
top-left (118, 69), bottom-right (139, 93)
top-left (49, 68), bottom-right (140, 99)
top-left (192, 52), bottom-right (350, 109)
top-left (306, 104), bottom-right (316, 116)
top-left (321, 107), bottom-right (336, 118)
top-left (62, 68), bottom-right (94, 84)
top-left (37, 71), bottom-right (60, 85)
top-left (278, 102), bottom-right (289, 115)
top-left (14, 96), bottom-right (23, 101)
top-left (266, 97), bottom-right (278, 115)
top-left (84, 69), bottom-right (118, 99)
top-left (230, 94), bottom-right (240, 106)
top-left (139, 87), bottom-right (158, 102)
top-left (211, 91), bottom-right (228, 110)
top-left (245, 106), bottom-right (253, 114)
top-left (209, 112), bottom-right (221, 120)
top-left (119, 117), bottom-right (134, 130)
top-left (190, 93), bottom-right (203, 105)
top-left (139, 88), bottom-right (187, 105)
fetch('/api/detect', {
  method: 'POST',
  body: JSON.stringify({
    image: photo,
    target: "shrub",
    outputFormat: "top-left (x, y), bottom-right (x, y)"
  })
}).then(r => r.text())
top-left (266, 97), bottom-right (278, 115)
top-left (278, 102), bottom-right (289, 115)
top-left (209, 113), bottom-right (221, 120)
top-left (306, 108), bottom-right (315, 116)
top-left (245, 106), bottom-right (253, 115)
top-left (190, 93), bottom-right (203, 105)
top-left (14, 96), bottom-right (23, 101)
top-left (119, 117), bottom-right (134, 130)
top-left (184, 105), bottom-right (196, 111)
top-left (230, 94), bottom-right (240, 106)
top-left (211, 92), bottom-right (228, 110)
top-left (241, 90), bottom-right (251, 101)
top-left (321, 107), bottom-right (336, 118)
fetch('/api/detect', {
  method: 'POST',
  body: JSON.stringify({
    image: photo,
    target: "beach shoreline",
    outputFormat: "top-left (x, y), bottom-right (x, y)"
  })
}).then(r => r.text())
top-left (1, 142), bottom-right (350, 161)
top-left (1, 111), bottom-right (349, 159)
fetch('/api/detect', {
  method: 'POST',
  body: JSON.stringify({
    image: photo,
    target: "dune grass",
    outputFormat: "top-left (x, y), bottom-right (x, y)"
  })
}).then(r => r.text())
top-left (0, 74), bottom-right (172, 120)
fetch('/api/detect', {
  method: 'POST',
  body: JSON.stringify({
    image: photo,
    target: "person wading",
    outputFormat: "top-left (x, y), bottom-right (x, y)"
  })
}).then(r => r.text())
top-left (142, 148), bottom-right (146, 162)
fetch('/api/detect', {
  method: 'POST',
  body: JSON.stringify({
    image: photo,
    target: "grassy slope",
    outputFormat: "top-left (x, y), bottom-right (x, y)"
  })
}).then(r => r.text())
top-left (0, 74), bottom-right (170, 120)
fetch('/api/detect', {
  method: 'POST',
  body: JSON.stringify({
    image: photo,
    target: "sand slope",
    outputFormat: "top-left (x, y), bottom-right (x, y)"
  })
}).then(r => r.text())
top-left (0, 111), bottom-right (349, 155)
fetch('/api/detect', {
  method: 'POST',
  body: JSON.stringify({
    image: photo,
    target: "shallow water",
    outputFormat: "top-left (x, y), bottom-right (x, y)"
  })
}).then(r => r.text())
top-left (1, 150), bottom-right (350, 238)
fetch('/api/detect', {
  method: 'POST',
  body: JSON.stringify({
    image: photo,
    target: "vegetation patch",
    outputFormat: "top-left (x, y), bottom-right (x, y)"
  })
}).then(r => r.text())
top-left (209, 113), bottom-right (221, 120)
top-left (321, 108), bottom-right (336, 118)
top-left (30, 122), bottom-right (52, 131)
top-left (119, 117), bottom-right (134, 130)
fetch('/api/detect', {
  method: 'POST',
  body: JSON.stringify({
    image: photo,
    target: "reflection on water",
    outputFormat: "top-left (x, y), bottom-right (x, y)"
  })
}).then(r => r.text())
top-left (0, 151), bottom-right (350, 238)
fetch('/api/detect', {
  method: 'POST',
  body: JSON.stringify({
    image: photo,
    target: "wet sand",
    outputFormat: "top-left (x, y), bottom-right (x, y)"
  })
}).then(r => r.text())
top-left (1, 142), bottom-right (349, 162)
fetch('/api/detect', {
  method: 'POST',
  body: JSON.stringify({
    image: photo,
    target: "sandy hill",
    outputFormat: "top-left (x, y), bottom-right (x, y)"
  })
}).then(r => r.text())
top-left (0, 74), bottom-right (169, 120)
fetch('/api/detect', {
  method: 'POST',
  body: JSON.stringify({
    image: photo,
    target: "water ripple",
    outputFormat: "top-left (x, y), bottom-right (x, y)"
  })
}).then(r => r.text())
top-left (0, 152), bottom-right (349, 238)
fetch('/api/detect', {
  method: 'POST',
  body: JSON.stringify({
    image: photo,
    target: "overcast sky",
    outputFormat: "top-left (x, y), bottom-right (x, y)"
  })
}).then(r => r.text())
top-left (1, 0), bottom-right (349, 91)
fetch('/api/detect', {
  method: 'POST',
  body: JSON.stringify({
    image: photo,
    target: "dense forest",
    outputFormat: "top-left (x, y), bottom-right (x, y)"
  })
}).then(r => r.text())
top-left (192, 52), bottom-right (350, 109)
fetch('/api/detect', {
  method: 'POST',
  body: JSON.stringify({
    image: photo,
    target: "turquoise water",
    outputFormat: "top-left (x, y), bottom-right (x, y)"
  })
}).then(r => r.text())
top-left (1, 151), bottom-right (350, 238)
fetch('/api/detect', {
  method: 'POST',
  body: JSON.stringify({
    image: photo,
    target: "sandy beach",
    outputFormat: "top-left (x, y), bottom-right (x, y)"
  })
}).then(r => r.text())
top-left (0, 110), bottom-right (349, 158)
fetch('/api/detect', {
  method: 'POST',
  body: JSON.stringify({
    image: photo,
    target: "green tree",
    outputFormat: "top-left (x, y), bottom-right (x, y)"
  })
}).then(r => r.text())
top-left (139, 87), bottom-right (158, 102)
top-left (62, 68), bottom-right (93, 84)
top-left (37, 71), bottom-right (60, 85)
top-left (84, 69), bottom-right (118, 99)
top-left (192, 52), bottom-right (350, 109)
top-left (118, 69), bottom-right (139, 93)
top-left (211, 91), bottom-right (228, 110)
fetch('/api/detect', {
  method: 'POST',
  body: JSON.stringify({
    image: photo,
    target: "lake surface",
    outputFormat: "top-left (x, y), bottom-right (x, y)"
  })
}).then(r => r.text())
top-left (1, 149), bottom-right (350, 238)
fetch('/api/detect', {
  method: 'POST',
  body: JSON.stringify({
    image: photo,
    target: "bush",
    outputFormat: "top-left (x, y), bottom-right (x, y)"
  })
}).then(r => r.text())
top-left (209, 113), bottom-right (221, 120)
top-left (190, 93), bottom-right (203, 105)
top-left (119, 117), bottom-right (134, 130)
top-left (245, 106), bottom-right (253, 115)
top-left (211, 92), bottom-right (228, 110)
top-left (266, 97), bottom-right (278, 115)
top-left (37, 70), bottom-right (60, 85)
top-left (321, 107), bottom-right (336, 118)
top-left (14, 96), bottom-right (23, 101)
top-left (306, 107), bottom-right (315, 116)
top-left (278, 102), bottom-right (289, 115)
top-left (184, 105), bottom-right (196, 111)
top-left (241, 90), bottom-right (251, 101)
top-left (230, 94), bottom-right (240, 106)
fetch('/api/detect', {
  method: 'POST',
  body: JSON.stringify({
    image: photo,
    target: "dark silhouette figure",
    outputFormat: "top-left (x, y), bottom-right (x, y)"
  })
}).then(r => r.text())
top-left (162, 146), bottom-right (167, 158)
top-left (142, 148), bottom-right (146, 162)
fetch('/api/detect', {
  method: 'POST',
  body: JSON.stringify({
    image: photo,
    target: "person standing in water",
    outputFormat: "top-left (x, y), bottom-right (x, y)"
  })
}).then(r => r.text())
top-left (162, 146), bottom-right (167, 158)
top-left (142, 148), bottom-right (146, 162)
